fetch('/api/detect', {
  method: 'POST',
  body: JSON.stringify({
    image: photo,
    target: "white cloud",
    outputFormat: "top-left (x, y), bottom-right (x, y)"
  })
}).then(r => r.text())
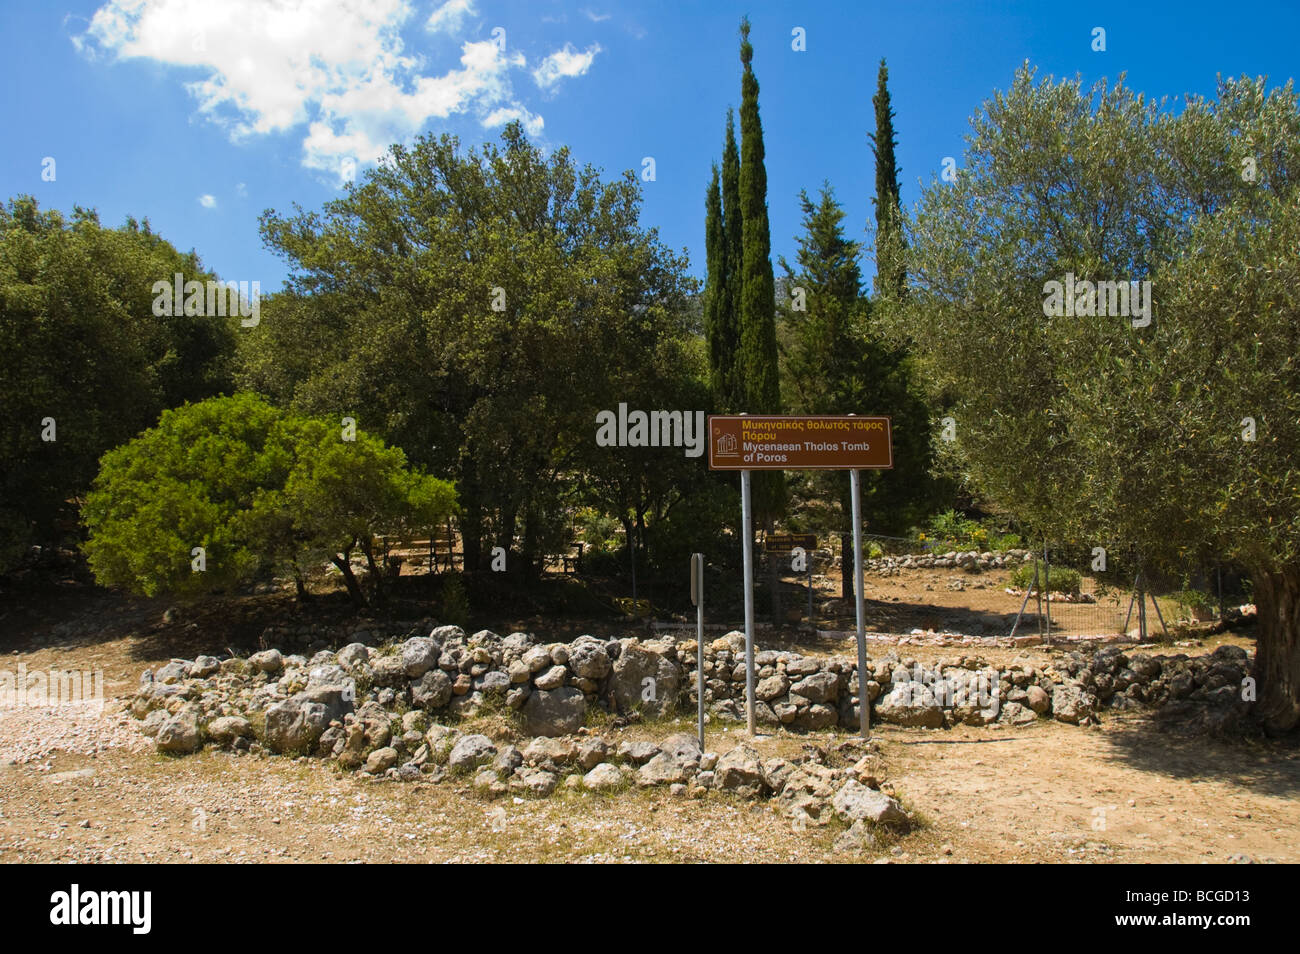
top-left (198, 194), bottom-right (217, 208)
top-left (426, 0), bottom-right (474, 33)
top-left (532, 43), bottom-right (601, 90)
top-left (74, 0), bottom-right (590, 183)
top-left (582, 8), bottom-right (610, 22)
top-left (483, 106), bottom-right (544, 138)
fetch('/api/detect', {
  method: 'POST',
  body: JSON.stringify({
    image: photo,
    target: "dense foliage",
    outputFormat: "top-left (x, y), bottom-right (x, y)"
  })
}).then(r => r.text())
top-left (881, 67), bottom-right (1300, 730)
top-left (82, 394), bottom-right (456, 606)
top-left (0, 198), bottom-right (237, 570)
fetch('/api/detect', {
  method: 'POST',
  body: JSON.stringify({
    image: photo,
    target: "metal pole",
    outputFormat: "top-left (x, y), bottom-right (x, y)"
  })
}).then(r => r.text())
top-left (1043, 539), bottom-right (1051, 640)
top-left (1148, 584), bottom-right (1169, 639)
top-left (807, 557), bottom-right (814, 626)
top-left (1035, 561), bottom-right (1044, 637)
top-left (741, 469), bottom-right (756, 736)
top-left (1122, 569), bottom-right (1140, 633)
top-left (850, 469), bottom-right (869, 738)
top-left (1138, 573), bottom-right (1149, 641)
top-left (1009, 569), bottom-right (1036, 639)
top-left (692, 553), bottom-right (705, 751)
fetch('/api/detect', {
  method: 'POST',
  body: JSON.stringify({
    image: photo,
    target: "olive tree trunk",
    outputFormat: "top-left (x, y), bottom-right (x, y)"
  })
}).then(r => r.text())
top-left (1251, 564), bottom-right (1300, 734)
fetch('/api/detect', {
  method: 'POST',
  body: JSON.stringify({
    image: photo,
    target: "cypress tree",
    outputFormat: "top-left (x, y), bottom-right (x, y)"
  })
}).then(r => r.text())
top-left (703, 163), bottom-right (731, 406)
top-left (720, 109), bottom-right (744, 410)
top-left (737, 16), bottom-right (785, 617)
top-left (870, 58), bottom-right (906, 298)
top-left (737, 17), bottom-right (780, 420)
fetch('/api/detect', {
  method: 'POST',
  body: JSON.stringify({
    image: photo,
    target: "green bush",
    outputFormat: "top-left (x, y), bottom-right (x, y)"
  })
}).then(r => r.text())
top-left (986, 531), bottom-right (1022, 551)
top-left (575, 507), bottom-right (621, 554)
top-left (1009, 561), bottom-right (1082, 594)
top-left (918, 511), bottom-right (1023, 553)
top-left (440, 573), bottom-right (470, 627)
top-left (81, 393), bottom-right (457, 604)
top-left (1172, 588), bottom-right (1216, 615)
top-left (645, 480), bottom-right (735, 576)
top-left (917, 510), bottom-right (1020, 552)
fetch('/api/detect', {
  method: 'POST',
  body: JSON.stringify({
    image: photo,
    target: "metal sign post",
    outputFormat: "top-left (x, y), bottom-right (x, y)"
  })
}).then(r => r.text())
top-left (807, 559), bottom-right (814, 626)
top-left (850, 468), bottom-right (869, 739)
top-left (690, 552), bottom-right (705, 750)
top-left (740, 470), bottom-right (756, 737)
top-left (707, 414), bottom-right (893, 742)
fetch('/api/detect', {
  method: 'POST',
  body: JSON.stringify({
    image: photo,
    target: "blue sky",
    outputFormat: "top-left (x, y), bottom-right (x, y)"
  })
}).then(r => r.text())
top-left (4, 0), bottom-right (1299, 294)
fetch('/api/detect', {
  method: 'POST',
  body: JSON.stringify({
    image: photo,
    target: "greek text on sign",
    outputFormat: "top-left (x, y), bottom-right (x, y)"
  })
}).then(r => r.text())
top-left (765, 533), bottom-right (817, 552)
top-left (707, 415), bottom-right (893, 470)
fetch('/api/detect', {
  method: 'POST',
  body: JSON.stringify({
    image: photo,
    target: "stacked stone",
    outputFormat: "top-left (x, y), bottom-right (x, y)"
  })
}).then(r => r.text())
top-left (864, 549), bottom-right (1035, 576)
top-left (132, 630), bottom-right (1253, 765)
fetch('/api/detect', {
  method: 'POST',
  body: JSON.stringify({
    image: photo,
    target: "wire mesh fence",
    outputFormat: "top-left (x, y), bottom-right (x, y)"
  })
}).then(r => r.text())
top-left (745, 531), bottom-right (1253, 639)
top-left (1007, 542), bottom-right (1252, 639)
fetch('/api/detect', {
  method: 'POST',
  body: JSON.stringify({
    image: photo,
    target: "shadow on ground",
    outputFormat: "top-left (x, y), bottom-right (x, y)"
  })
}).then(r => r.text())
top-left (1097, 712), bottom-right (1300, 798)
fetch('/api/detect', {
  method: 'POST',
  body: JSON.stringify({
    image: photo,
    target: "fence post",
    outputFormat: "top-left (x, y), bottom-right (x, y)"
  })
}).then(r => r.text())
top-left (1043, 539), bottom-right (1051, 641)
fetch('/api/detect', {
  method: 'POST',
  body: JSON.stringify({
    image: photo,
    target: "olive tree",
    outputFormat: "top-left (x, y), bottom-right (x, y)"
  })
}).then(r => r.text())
top-left (881, 66), bottom-right (1300, 732)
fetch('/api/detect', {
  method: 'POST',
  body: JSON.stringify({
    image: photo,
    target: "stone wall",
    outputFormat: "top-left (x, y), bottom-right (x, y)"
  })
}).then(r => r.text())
top-left (863, 548), bottom-right (1035, 575)
top-left (132, 626), bottom-right (1254, 766)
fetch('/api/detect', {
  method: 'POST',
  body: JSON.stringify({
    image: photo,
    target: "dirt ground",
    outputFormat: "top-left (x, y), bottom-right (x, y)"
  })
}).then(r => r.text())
top-left (0, 565), bottom-right (1294, 864)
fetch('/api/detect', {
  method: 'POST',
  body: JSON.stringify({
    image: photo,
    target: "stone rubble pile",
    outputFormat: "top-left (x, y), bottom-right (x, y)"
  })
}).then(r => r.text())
top-left (864, 549), bottom-right (1035, 576)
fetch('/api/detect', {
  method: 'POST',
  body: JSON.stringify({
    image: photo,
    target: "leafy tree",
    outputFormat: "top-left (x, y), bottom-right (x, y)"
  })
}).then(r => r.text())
top-left (0, 198), bottom-right (237, 570)
top-left (82, 394), bottom-right (456, 607)
top-left (244, 124), bottom-right (695, 578)
top-left (571, 331), bottom-right (735, 587)
top-left (278, 418), bottom-right (457, 606)
top-left (881, 66), bottom-right (1300, 732)
top-left (778, 185), bottom-right (862, 417)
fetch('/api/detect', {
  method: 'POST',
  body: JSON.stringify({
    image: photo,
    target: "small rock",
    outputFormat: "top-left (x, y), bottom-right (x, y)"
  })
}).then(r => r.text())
top-left (364, 747), bottom-right (399, 774)
top-left (832, 779), bottom-right (909, 828)
top-left (448, 734), bottom-right (497, 772)
top-left (582, 763), bottom-right (625, 791)
top-left (248, 649), bottom-right (284, 674)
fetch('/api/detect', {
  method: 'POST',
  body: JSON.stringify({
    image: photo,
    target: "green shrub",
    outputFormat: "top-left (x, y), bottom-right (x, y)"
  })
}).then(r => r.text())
top-left (440, 573), bottom-right (470, 627)
top-left (1010, 561), bottom-right (1082, 594)
top-left (986, 531), bottom-right (1022, 551)
top-left (1173, 589), bottom-right (1216, 615)
top-left (575, 507), bottom-right (622, 554)
top-left (917, 510), bottom-right (1023, 552)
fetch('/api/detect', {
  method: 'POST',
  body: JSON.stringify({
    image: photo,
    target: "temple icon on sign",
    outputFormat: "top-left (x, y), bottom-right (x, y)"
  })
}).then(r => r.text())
top-left (715, 432), bottom-right (738, 458)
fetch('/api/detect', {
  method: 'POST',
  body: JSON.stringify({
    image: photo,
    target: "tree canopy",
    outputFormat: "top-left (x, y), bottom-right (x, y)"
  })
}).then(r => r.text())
top-left (82, 393), bottom-right (456, 605)
top-left (0, 198), bottom-right (238, 570)
top-left (883, 66), bottom-right (1300, 730)
top-left (242, 123), bottom-right (697, 576)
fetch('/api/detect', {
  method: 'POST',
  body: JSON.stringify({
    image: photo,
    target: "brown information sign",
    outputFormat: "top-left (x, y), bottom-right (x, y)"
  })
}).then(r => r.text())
top-left (707, 415), bottom-right (893, 470)
top-left (765, 533), bottom-right (817, 553)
